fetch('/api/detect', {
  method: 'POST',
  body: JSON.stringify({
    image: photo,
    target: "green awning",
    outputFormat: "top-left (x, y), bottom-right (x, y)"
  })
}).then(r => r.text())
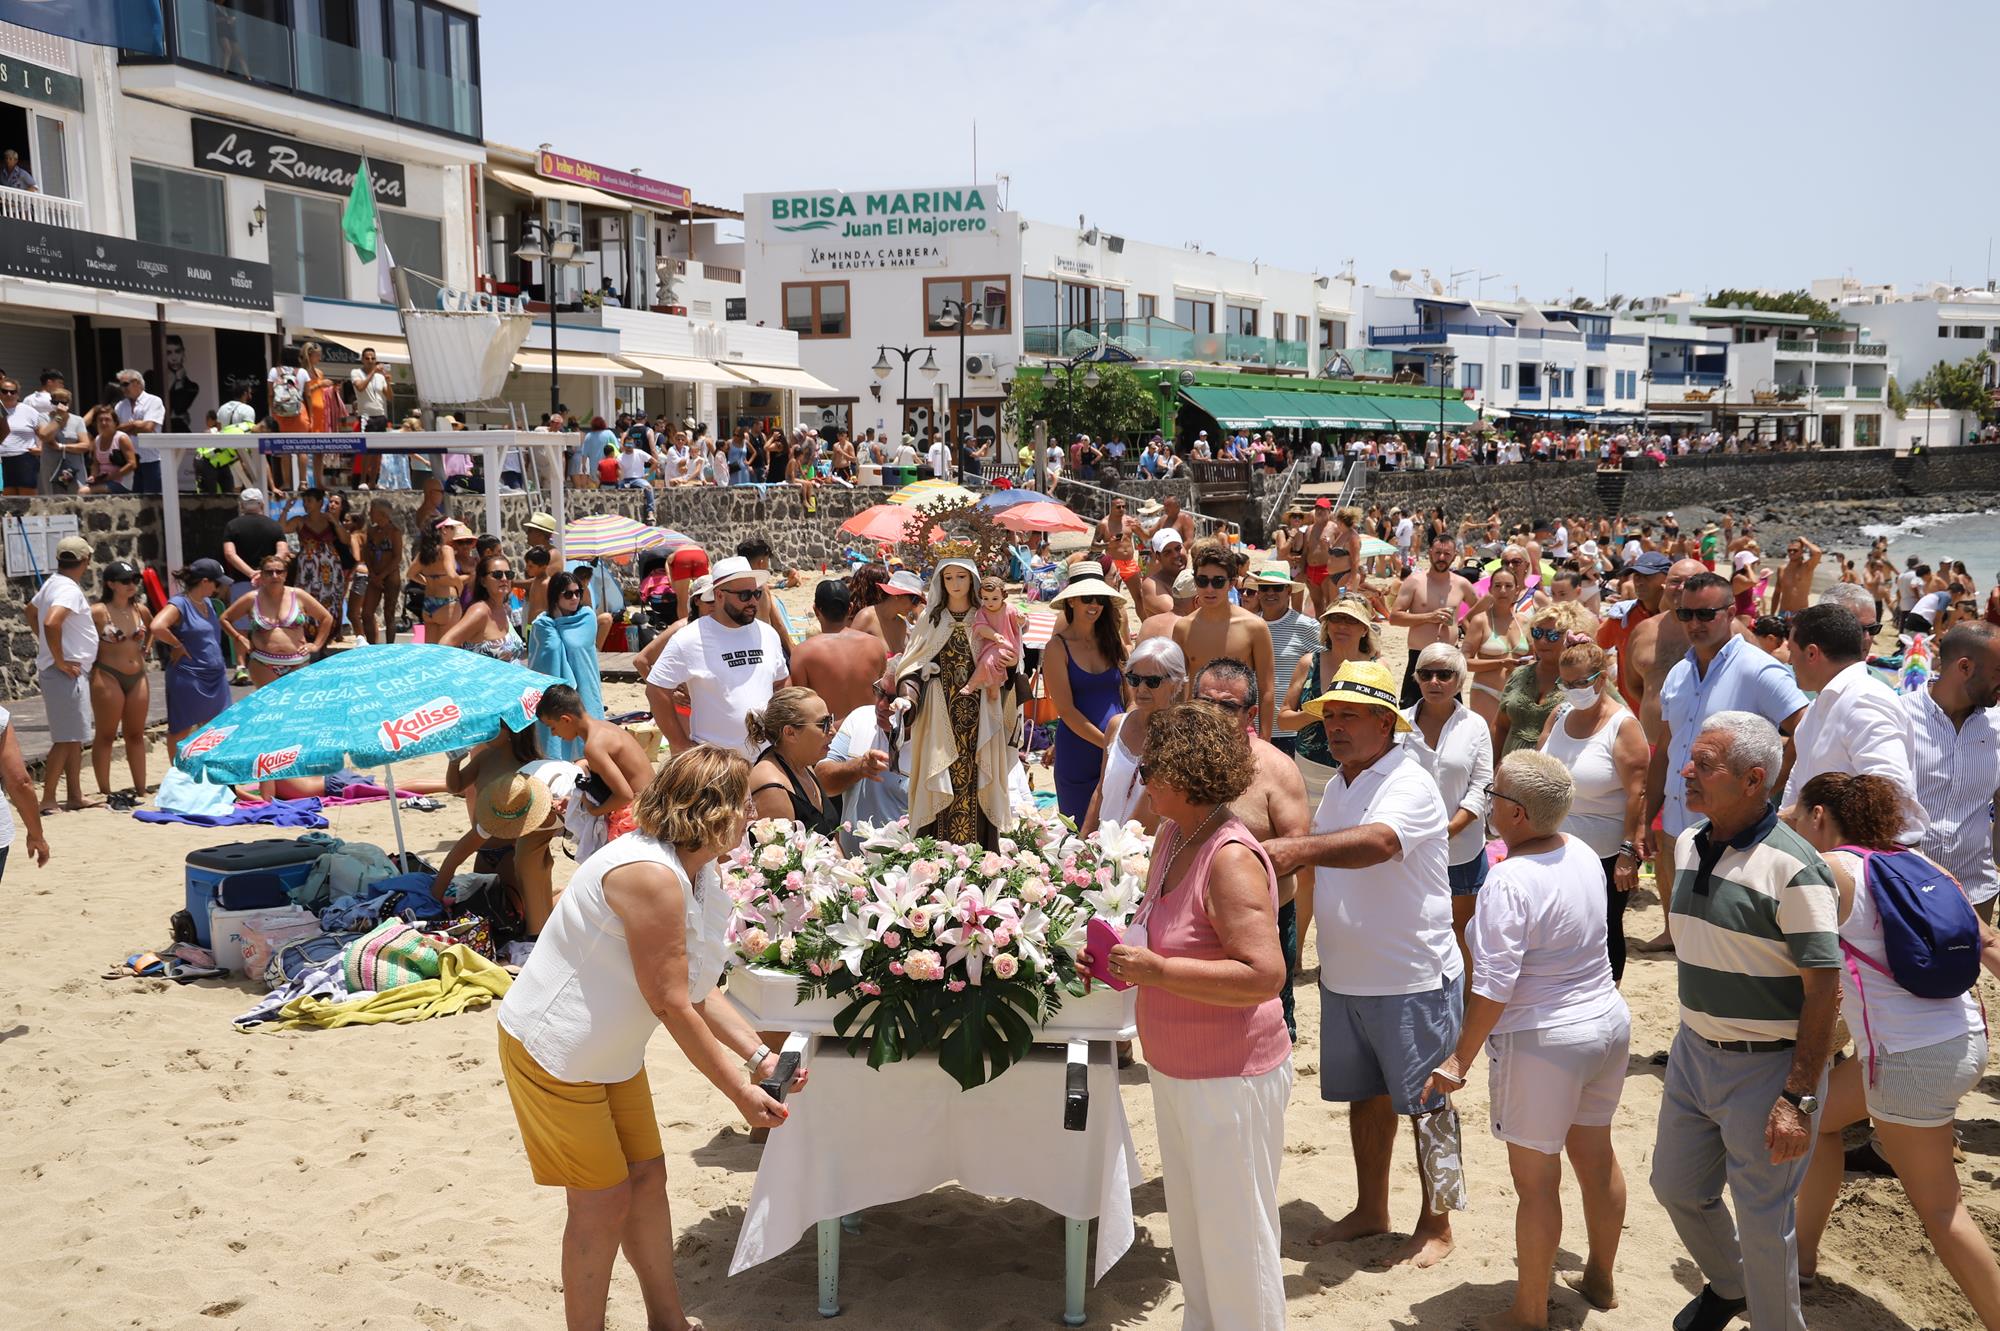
top-left (1363, 394), bottom-right (1478, 429)
top-left (1179, 385), bottom-right (1268, 429)
top-left (1287, 393), bottom-right (1393, 428)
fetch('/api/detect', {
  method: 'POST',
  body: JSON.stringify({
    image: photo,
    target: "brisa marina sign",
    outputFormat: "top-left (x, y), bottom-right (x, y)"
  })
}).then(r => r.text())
top-left (761, 186), bottom-right (998, 239)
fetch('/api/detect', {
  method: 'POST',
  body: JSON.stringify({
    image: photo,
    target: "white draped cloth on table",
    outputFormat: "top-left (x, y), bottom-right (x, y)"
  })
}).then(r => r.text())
top-left (729, 1040), bottom-right (1139, 1283)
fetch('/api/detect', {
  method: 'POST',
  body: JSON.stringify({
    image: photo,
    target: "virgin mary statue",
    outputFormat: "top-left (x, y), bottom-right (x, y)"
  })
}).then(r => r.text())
top-left (894, 557), bottom-right (1018, 847)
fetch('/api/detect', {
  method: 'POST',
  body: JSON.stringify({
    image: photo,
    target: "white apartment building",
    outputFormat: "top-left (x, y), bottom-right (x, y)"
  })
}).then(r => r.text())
top-left (1813, 277), bottom-right (1997, 448)
top-left (742, 184), bottom-right (1355, 445)
top-left (1637, 300), bottom-right (1895, 448)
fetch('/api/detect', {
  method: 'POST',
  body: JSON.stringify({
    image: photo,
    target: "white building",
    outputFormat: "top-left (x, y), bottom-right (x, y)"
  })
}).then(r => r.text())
top-left (1635, 300), bottom-right (1895, 448)
top-left (742, 184), bottom-right (1355, 445)
top-left (1813, 278), bottom-right (1997, 448)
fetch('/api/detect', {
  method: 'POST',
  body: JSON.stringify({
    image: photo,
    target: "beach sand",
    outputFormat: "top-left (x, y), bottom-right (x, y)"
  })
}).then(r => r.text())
top-left (3, 579), bottom-right (1994, 1331)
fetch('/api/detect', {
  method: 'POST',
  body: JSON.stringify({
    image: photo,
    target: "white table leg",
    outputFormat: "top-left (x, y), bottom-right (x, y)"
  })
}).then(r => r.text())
top-left (1063, 1216), bottom-right (1087, 1326)
top-left (817, 1217), bottom-right (840, 1317)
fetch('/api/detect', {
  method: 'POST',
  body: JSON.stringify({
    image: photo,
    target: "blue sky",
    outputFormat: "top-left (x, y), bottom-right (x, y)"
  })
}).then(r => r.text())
top-left (480, 0), bottom-right (1999, 301)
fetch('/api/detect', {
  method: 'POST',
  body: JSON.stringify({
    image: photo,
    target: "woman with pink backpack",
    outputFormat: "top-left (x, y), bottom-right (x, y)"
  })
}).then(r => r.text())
top-left (1793, 772), bottom-right (2000, 1325)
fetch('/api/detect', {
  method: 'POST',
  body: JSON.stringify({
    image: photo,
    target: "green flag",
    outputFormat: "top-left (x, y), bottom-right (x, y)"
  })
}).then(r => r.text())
top-left (342, 155), bottom-right (378, 263)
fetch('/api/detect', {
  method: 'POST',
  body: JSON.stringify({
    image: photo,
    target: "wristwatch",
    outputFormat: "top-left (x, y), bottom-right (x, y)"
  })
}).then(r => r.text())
top-left (744, 1042), bottom-right (771, 1076)
top-left (1780, 1088), bottom-right (1820, 1115)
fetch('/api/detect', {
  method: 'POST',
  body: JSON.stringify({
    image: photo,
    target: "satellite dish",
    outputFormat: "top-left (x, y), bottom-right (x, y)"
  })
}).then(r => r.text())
top-left (1430, 278), bottom-right (1446, 295)
top-left (1178, 369), bottom-right (1196, 386)
top-left (1389, 268), bottom-right (1414, 284)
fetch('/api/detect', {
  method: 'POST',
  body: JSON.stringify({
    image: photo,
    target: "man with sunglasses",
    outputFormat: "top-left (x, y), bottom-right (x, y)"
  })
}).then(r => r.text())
top-left (1253, 565), bottom-right (1318, 756)
top-left (644, 556), bottom-right (789, 760)
top-left (1641, 572), bottom-right (1808, 956)
top-left (1172, 538), bottom-right (1276, 738)
top-left (1389, 535), bottom-right (1475, 707)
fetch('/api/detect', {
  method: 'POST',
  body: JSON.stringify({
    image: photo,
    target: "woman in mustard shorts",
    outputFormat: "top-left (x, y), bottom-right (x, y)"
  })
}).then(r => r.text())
top-left (496, 745), bottom-right (805, 1330)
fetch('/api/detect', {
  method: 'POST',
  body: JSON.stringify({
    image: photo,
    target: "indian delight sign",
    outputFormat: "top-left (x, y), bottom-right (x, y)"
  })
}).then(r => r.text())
top-left (537, 151), bottom-right (691, 211)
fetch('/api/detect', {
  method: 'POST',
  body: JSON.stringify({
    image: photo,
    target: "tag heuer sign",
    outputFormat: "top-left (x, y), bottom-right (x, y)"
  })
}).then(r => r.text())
top-left (804, 243), bottom-right (950, 273)
top-left (0, 217), bottom-right (273, 310)
top-left (756, 186), bottom-right (998, 239)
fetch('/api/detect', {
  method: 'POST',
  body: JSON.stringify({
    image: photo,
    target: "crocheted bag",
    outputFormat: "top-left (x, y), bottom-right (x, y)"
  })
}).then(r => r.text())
top-left (343, 920), bottom-right (441, 992)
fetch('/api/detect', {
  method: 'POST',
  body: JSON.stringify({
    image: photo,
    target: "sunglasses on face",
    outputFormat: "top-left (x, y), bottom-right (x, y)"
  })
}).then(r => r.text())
top-left (1675, 606), bottom-right (1726, 622)
top-left (1124, 671), bottom-right (1169, 689)
top-left (1198, 694), bottom-right (1248, 713)
top-left (724, 588), bottom-right (764, 602)
top-left (487, 570), bottom-right (514, 581)
top-left (1415, 668), bottom-right (1459, 683)
top-left (1562, 670), bottom-right (1603, 689)
top-left (1192, 574), bottom-right (1231, 590)
top-left (1530, 627), bottom-right (1566, 642)
top-left (803, 715), bottom-right (835, 734)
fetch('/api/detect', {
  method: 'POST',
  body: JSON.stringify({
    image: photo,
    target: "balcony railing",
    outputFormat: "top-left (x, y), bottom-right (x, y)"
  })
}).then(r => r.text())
top-left (1518, 386), bottom-right (1542, 401)
top-left (1854, 386), bottom-right (1884, 400)
top-left (0, 18), bottom-right (76, 71)
top-left (1854, 343), bottom-right (1886, 356)
top-left (1369, 321), bottom-right (1516, 345)
top-left (1585, 389), bottom-right (1606, 405)
top-left (1584, 334), bottom-right (1645, 350)
top-left (162, 0), bottom-right (478, 138)
top-left (1024, 321), bottom-right (1307, 368)
top-left (1775, 338), bottom-right (1815, 353)
top-left (1817, 386), bottom-right (1849, 400)
top-left (1646, 370), bottom-right (1726, 387)
top-left (0, 185), bottom-right (84, 229)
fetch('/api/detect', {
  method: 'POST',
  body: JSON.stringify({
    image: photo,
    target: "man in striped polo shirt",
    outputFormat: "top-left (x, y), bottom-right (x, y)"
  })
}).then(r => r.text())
top-left (1652, 711), bottom-right (1839, 1331)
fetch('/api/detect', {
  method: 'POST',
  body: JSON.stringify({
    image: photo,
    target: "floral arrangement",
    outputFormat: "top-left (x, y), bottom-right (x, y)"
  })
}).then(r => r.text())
top-left (724, 810), bottom-right (1153, 1090)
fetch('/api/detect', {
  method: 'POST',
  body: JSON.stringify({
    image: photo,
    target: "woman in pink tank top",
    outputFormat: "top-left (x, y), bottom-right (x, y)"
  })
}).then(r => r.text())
top-left (1102, 703), bottom-right (1291, 1330)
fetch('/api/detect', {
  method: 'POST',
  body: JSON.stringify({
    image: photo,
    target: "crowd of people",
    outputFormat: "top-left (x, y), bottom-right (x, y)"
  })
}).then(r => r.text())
top-left (14, 446), bottom-right (2000, 1330)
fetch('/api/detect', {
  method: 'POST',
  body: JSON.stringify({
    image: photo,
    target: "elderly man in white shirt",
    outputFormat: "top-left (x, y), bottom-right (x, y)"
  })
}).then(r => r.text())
top-left (1780, 603), bottom-right (1917, 824)
top-left (112, 368), bottom-right (168, 494)
top-left (1902, 621), bottom-right (2000, 921)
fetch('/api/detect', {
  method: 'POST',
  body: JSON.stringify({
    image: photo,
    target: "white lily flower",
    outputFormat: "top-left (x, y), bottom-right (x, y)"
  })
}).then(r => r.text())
top-left (825, 915), bottom-right (875, 975)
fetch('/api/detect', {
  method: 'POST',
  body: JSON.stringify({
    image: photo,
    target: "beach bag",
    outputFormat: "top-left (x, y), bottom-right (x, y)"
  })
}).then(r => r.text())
top-left (263, 930), bottom-right (359, 990)
top-left (1837, 845), bottom-right (1982, 1001)
top-left (343, 919), bottom-right (441, 992)
top-left (297, 839), bottom-right (402, 908)
top-left (1414, 1102), bottom-right (1469, 1214)
top-left (271, 375), bottom-right (303, 419)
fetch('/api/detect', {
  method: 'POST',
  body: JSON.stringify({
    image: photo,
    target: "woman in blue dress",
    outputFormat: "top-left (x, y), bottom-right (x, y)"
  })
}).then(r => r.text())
top-left (1044, 563), bottom-right (1129, 824)
top-left (147, 558), bottom-right (233, 759)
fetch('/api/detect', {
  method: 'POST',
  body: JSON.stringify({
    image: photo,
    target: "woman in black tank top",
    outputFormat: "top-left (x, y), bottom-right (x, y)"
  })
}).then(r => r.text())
top-left (745, 686), bottom-right (841, 837)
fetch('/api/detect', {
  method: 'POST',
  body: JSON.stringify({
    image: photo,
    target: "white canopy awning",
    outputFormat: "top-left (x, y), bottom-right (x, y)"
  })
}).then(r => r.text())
top-left (512, 349), bottom-right (642, 378)
top-left (615, 352), bottom-right (752, 387)
top-left (486, 164), bottom-right (629, 211)
top-left (723, 363), bottom-right (839, 394)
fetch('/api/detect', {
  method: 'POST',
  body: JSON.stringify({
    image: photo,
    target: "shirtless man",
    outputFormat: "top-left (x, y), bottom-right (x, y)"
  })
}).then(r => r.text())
top-left (788, 579), bottom-right (890, 719)
top-left (1191, 657), bottom-right (1311, 1037)
top-left (1099, 497), bottom-right (1147, 603)
top-left (1302, 499), bottom-right (1338, 613)
top-left (850, 568), bottom-right (922, 658)
top-left (519, 546), bottom-right (552, 625)
top-left (534, 683), bottom-right (657, 861)
top-left (1771, 536), bottom-right (1821, 618)
top-left (1144, 495), bottom-right (1196, 548)
top-left (1171, 538), bottom-right (1275, 736)
top-left (1388, 534), bottom-right (1475, 706)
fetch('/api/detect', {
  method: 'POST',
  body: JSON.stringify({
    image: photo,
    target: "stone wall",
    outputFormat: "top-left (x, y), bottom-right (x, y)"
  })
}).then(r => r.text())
top-left (1365, 460), bottom-right (1603, 521)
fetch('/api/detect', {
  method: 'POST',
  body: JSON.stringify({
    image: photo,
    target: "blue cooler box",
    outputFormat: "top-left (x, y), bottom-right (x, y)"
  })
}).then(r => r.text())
top-left (184, 840), bottom-right (325, 946)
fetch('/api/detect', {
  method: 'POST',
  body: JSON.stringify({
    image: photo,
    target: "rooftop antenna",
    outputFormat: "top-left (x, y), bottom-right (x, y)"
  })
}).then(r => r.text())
top-left (972, 118), bottom-right (977, 183)
top-left (1446, 266), bottom-right (1474, 296)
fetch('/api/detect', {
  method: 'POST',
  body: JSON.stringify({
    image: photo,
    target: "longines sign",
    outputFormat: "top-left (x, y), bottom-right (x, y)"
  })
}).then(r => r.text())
top-left (192, 118), bottom-right (407, 203)
top-left (0, 217), bottom-right (273, 310)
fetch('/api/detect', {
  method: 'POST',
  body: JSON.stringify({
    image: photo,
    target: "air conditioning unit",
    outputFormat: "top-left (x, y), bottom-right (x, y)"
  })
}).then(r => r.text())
top-left (965, 354), bottom-right (994, 377)
top-left (1105, 234), bottom-right (1125, 254)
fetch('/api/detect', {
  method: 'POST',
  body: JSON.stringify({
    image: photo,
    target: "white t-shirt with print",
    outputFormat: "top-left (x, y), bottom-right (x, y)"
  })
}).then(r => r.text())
top-left (646, 615), bottom-right (787, 758)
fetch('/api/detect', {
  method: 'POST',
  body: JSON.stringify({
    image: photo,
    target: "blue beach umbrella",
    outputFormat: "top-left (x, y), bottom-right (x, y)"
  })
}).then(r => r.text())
top-left (175, 644), bottom-right (564, 854)
top-left (978, 488), bottom-right (1058, 510)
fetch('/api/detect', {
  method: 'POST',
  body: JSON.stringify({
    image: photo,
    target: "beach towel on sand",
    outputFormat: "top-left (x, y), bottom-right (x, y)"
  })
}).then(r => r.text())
top-left (255, 944), bottom-right (510, 1030)
top-left (135, 797), bottom-right (328, 829)
top-left (528, 606), bottom-right (602, 761)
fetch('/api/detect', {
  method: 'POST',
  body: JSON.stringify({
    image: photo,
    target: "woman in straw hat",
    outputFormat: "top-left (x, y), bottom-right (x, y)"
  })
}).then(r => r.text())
top-left (497, 745), bottom-right (803, 1331)
top-left (1044, 561), bottom-right (1131, 824)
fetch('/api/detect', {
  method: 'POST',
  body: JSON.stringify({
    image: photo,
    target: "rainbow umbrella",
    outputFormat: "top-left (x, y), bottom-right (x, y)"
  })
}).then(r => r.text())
top-left (841, 505), bottom-right (933, 545)
top-left (992, 500), bottom-right (1090, 534)
top-left (564, 512), bottom-right (669, 559)
top-left (887, 479), bottom-right (976, 507)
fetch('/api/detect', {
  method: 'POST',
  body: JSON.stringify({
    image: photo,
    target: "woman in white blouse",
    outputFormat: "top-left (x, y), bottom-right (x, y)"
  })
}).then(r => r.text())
top-left (496, 745), bottom-right (806, 1331)
top-left (1081, 637), bottom-right (1185, 835)
top-left (1424, 750), bottom-right (1632, 1331)
top-left (1537, 640), bottom-right (1649, 984)
top-left (1401, 641), bottom-right (1495, 981)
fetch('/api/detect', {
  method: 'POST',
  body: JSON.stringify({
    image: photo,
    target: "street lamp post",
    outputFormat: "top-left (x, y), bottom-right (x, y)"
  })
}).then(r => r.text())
top-left (936, 296), bottom-right (988, 479)
top-left (1040, 355), bottom-right (1101, 493)
top-left (1640, 368), bottom-right (1652, 433)
top-left (513, 221), bottom-right (587, 422)
top-left (872, 344), bottom-right (940, 449)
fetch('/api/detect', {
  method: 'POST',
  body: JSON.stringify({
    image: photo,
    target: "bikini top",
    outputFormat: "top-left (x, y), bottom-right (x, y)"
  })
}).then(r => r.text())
top-left (99, 606), bottom-right (146, 643)
top-left (753, 747), bottom-right (841, 838)
top-left (252, 589), bottom-right (311, 631)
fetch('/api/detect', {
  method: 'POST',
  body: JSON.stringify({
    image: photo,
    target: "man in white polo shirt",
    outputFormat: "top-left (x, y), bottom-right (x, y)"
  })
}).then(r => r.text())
top-left (1267, 658), bottom-right (1461, 1270)
top-left (112, 368), bottom-right (168, 493)
top-left (644, 556), bottom-right (788, 758)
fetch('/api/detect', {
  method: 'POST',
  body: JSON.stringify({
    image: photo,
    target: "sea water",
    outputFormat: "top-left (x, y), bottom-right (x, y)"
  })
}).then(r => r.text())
top-left (1861, 510), bottom-right (2000, 582)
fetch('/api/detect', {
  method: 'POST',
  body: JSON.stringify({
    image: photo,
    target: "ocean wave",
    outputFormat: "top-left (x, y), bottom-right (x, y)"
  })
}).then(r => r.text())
top-left (1860, 512), bottom-right (1957, 540)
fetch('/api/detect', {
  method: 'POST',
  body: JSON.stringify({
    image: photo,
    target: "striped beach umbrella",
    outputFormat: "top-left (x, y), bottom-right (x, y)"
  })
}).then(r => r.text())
top-left (564, 513), bottom-right (669, 559)
top-left (887, 479), bottom-right (976, 507)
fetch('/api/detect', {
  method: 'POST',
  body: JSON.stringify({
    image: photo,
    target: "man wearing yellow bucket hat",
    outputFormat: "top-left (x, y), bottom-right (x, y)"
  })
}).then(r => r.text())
top-left (1267, 658), bottom-right (1462, 1268)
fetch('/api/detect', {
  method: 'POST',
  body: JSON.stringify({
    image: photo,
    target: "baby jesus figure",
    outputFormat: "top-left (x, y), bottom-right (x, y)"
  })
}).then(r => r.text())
top-left (961, 575), bottom-right (1025, 699)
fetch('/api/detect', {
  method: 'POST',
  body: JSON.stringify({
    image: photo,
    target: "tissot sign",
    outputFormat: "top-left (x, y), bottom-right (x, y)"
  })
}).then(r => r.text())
top-left (756, 186), bottom-right (998, 239)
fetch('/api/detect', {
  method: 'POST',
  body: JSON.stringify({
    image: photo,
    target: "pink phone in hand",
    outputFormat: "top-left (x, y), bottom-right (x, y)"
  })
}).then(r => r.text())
top-left (1084, 917), bottom-right (1131, 991)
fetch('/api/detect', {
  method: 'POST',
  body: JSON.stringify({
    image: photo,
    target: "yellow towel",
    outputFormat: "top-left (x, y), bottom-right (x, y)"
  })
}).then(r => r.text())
top-left (262, 945), bottom-right (512, 1031)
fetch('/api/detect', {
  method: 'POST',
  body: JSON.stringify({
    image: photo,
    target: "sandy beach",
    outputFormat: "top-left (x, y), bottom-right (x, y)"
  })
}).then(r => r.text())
top-left (3, 580), bottom-right (1995, 1331)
